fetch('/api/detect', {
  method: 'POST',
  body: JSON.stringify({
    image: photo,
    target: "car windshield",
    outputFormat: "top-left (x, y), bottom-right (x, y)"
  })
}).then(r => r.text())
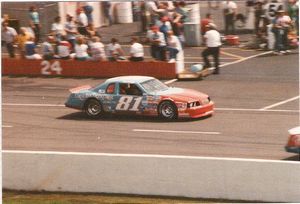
top-left (140, 79), bottom-right (169, 93)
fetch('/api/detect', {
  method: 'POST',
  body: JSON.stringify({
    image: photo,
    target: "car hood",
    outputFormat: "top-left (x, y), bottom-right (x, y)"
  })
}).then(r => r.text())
top-left (154, 87), bottom-right (208, 102)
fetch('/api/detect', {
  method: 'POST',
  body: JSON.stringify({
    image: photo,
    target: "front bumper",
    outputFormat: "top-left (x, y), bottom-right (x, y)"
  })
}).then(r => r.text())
top-left (180, 102), bottom-right (214, 118)
top-left (285, 146), bottom-right (300, 154)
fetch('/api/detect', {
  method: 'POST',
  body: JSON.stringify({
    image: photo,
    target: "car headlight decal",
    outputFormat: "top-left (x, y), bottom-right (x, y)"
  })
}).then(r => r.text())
top-left (176, 102), bottom-right (187, 110)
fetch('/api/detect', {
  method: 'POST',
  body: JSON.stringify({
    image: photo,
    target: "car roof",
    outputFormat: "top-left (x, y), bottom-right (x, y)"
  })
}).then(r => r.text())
top-left (105, 76), bottom-right (155, 84)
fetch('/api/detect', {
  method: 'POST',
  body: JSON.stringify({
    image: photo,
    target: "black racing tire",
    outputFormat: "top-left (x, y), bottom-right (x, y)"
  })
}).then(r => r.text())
top-left (84, 98), bottom-right (103, 118)
top-left (158, 101), bottom-right (178, 120)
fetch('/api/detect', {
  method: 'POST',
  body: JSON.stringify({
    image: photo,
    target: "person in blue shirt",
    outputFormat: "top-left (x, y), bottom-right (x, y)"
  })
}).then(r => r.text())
top-left (25, 37), bottom-right (42, 60)
top-left (29, 6), bottom-right (41, 44)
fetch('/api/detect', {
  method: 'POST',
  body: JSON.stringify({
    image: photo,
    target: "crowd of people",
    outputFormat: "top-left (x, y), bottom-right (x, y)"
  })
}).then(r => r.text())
top-left (1, 1), bottom-right (299, 70)
top-left (1, 1), bottom-right (190, 63)
top-left (2, 4), bottom-right (145, 62)
top-left (239, 0), bottom-right (298, 54)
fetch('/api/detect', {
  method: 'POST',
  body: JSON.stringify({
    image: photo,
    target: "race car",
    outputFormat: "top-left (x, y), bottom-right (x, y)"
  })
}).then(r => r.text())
top-left (285, 126), bottom-right (300, 156)
top-left (65, 76), bottom-right (214, 120)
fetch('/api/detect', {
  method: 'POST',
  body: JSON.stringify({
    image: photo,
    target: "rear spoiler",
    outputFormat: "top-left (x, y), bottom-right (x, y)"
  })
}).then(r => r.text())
top-left (69, 85), bottom-right (92, 93)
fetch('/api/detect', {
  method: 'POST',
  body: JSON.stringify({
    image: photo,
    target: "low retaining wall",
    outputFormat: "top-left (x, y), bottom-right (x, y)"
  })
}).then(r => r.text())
top-left (2, 59), bottom-right (177, 79)
top-left (3, 151), bottom-right (300, 202)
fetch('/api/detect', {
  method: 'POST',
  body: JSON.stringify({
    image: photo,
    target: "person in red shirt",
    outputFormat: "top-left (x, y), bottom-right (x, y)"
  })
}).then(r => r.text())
top-left (201, 13), bottom-right (213, 44)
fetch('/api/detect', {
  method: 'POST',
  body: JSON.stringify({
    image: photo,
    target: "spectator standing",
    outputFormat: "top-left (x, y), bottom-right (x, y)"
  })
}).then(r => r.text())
top-left (51, 16), bottom-right (64, 42)
top-left (83, 2), bottom-right (94, 25)
top-left (254, 1), bottom-right (265, 34)
top-left (170, 12), bottom-right (183, 37)
top-left (107, 38), bottom-right (126, 61)
top-left (148, 25), bottom-right (166, 61)
top-left (57, 36), bottom-right (72, 59)
top-left (103, 1), bottom-right (112, 26)
top-left (89, 36), bottom-right (106, 61)
top-left (159, 16), bottom-right (172, 42)
top-left (74, 36), bottom-right (89, 61)
top-left (202, 23), bottom-right (221, 74)
top-left (41, 36), bottom-right (55, 60)
top-left (174, 1), bottom-right (189, 23)
top-left (272, 10), bottom-right (291, 55)
top-left (201, 13), bottom-right (213, 44)
top-left (17, 27), bottom-right (32, 58)
top-left (29, 6), bottom-right (41, 44)
top-left (24, 37), bottom-right (42, 59)
top-left (222, 0), bottom-right (237, 35)
top-left (140, 2), bottom-right (148, 31)
top-left (282, 11), bottom-right (292, 53)
top-left (173, 2), bottom-right (188, 44)
top-left (64, 14), bottom-right (78, 51)
top-left (166, 30), bottom-right (182, 62)
top-left (287, 0), bottom-right (299, 35)
top-left (145, 1), bottom-right (160, 25)
top-left (76, 8), bottom-right (89, 36)
top-left (2, 22), bottom-right (17, 58)
top-left (129, 37), bottom-right (144, 62)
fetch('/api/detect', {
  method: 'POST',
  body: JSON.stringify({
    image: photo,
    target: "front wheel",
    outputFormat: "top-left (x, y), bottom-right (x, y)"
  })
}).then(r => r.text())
top-left (84, 99), bottom-right (103, 118)
top-left (158, 101), bottom-right (178, 120)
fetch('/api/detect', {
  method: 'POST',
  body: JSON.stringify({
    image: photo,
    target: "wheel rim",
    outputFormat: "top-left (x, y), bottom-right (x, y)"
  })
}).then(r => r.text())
top-left (87, 100), bottom-right (101, 116)
top-left (161, 103), bottom-right (175, 118)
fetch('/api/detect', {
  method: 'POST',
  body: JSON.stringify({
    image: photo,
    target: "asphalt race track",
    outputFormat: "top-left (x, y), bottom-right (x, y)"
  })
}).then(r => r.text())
top-left (2, 50), bottom-right (299, 161)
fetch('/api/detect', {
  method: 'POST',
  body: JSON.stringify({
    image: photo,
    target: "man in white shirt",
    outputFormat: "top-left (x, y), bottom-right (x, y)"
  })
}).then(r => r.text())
top-left (76, 8), bottom-right (88, 36)
top-left (166, 30), bottom-right (182, 62)
top-left (145, 1), bottom-right (159, 25)
top-left (2, 22), bottom-right (17, 58)
top-left (222, 0), bottom-right (237, 35)
top-left (90, 36), bottom-right (106, 61)
top-left (65, 14), bottom-right (78, 51)
top-left (129, 37), bottom-right (144, 62)
top-left (202, 23), bottom-right (222, 74)
top-left (51, 16), bottom-right (64, 42)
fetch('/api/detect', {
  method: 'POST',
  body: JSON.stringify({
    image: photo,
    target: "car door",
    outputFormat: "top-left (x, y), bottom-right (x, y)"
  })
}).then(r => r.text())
top-left (114, 83), bottom-right (146, 114)
top-left (100, 82), bottom-right (119, 112)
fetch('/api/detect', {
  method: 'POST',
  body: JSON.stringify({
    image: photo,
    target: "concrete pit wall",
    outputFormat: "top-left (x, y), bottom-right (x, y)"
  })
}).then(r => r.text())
top-left (3, 151), bottom-right (300, 203)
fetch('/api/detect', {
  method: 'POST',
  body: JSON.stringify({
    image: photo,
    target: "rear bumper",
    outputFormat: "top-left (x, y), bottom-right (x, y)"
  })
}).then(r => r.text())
top-left (65, 102), bottom-right (82, 110)
top-left (65, 97), bottom-right (84, 110)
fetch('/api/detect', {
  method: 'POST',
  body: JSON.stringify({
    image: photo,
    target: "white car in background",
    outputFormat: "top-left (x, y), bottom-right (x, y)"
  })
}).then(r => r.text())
top-left (285, 126), bottom-right (300, 159)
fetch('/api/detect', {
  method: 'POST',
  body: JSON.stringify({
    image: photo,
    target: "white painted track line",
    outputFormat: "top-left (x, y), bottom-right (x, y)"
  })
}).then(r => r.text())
top-left (2, 103), bottom-right (299, 113)
top-left (3, 103), bottom-right (65, 107)
top-left (216, 107), bottom-right (299, 113)
top-left (2, 125), bottom-right (13, 128)
top-left (259, 96), bottom-right (300, 110)
top-left (220, 51), bottom-right (273, 68)
top-left (3, 150), bottom-right (296, 163)
top-left (133, 129), bottom-right (221, 135)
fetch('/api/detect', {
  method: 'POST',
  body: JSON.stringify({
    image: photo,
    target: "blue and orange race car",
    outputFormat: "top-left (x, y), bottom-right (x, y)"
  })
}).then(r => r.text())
top-left (65, 76), bottom-right (214, 120)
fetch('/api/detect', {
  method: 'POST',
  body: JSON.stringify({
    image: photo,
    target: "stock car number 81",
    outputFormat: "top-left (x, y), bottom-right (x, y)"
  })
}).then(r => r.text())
top-left (65, 76), bottom-right (214, 120)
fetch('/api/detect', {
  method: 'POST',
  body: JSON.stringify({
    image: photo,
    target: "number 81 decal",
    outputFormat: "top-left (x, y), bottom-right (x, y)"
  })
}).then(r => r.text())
top-left (116, 96), bottom-right (142, 111)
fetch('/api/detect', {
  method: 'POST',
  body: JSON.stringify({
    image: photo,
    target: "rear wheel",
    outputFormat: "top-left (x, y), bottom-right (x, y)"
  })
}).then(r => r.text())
top-left (158, 101), bottom-right (178, 120)
top-left (85, 99), bottom-right (103, 118)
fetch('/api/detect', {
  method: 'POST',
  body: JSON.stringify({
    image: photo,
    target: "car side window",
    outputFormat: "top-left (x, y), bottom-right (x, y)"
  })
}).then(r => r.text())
top-left (119, 83), bottom-right (142, 96)
top-left (106, 83), bottom-right (115, 94)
